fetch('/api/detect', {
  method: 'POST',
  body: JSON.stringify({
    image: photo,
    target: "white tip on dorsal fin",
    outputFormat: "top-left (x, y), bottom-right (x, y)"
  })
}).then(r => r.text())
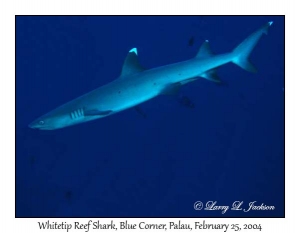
top-left (119, 48), bottom-right (145, 78)
top-left (196, 40), bottom-right (214, 58)
top-left (129, 47), bottom-right (138, 55)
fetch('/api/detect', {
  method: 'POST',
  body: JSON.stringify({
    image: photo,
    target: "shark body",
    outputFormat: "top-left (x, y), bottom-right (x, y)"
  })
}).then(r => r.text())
top-left (29, 21), bottom-right (273, 130)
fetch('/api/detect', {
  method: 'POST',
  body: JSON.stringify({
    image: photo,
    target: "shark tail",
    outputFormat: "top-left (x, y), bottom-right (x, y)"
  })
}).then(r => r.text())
top-left (232, 21), bottom-right (273, 73)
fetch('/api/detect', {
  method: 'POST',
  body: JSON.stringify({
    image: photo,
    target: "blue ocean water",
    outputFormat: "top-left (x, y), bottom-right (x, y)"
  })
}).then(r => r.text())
top-left (16, 16), bottom-right (284, 217)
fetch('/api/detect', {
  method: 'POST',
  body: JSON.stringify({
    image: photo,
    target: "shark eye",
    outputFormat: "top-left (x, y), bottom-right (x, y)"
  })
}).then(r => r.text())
top-left (39, 120), bottom-right (45, 125)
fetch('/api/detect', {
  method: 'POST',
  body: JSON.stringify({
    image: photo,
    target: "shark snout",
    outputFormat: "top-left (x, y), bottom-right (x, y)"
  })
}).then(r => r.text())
top-left (28, 122), bottom-right (50, 130)
top-left (28, 121), bottom-right (39, 129)
top-left (28, 119), bottom-right (48, 130)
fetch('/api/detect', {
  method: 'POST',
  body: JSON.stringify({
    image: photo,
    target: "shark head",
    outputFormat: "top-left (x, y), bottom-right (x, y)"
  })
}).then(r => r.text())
top-left (28, 107), bottom-right (103, 130)
top-left (28, 112), bottom-right (73, 130)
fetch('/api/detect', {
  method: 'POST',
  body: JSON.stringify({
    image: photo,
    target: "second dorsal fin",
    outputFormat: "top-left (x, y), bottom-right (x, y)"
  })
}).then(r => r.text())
top-left (196, 40), bottom-right (214, 58)
top-left (119, 48), bottom-right (145, 78)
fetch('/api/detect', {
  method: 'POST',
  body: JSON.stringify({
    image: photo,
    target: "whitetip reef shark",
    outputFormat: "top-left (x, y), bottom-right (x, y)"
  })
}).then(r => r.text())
top-left (29, 21), bottom-right (273, 130)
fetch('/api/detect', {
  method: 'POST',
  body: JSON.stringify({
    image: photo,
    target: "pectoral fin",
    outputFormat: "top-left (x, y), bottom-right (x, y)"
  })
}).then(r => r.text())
top-left (84, 109), bottom-right (113, 116)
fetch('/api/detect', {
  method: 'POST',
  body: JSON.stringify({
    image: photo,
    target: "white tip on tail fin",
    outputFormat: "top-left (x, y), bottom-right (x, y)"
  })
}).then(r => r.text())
top-left (232, 21), bottom-right (273, 73)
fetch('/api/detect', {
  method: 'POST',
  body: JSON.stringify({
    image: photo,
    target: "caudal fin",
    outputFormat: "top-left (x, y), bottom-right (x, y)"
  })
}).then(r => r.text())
top-left (232, 21), bottom-right (273, 73)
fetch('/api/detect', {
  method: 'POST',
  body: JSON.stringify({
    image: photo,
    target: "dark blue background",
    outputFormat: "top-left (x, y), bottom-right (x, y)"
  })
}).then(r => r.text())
top-left (16, 16), bottom-right (284, 217)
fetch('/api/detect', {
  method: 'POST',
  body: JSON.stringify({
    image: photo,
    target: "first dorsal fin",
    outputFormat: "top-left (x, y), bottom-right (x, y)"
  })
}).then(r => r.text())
top-left (120, 48), bottom-right (145, 78)
top-left (196, 40), bottom-right (214, 58)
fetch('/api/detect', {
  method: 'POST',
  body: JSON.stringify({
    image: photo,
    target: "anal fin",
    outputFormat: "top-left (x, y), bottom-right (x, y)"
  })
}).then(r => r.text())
top-left (200, 69), bottom-right (222, 83)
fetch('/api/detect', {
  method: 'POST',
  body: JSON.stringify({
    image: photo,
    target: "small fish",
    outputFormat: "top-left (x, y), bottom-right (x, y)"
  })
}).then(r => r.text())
top-left (134, 106), bottom-right (147, 118)
top-left (178, 95), bottom-right (195, 109)
top-left (65, 190), bottom-right (72, 201)
top-left (188, 36), bottom-right (195, 46)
